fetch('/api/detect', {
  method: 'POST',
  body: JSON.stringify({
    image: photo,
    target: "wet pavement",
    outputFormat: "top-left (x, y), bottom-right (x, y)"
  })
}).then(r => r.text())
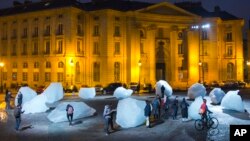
top-left (0, 91), bottom-right (250, 141)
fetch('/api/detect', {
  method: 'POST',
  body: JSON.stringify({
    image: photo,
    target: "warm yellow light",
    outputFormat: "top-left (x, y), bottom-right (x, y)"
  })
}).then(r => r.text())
top-left (70, 59), bottom-right (74, 66)
top-left (138, 60), bottom-right (141, 67)
top-left (247, 61), bottom-right (250, 66)
top-left (198, 61), bottom-right (202, 66)
top-left (0, 62), bottom-right (4, 67)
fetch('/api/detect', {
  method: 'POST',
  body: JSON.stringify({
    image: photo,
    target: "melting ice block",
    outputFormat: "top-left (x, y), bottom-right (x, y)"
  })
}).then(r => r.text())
top-left (43, 82), bottom-right (64, 103)
top-left (188, 96), bottom-right (203, 120)
top-left (155, 80), bottom-right (173, 97)
top-left (113, 87), bottom-right (133, 99)
top-left (79, 88), bottom-right (96, 99)
top-left (22, 94), bottom-right (49, 114)
top-left (47, 102), bottom-right (96, 123)
top-left (209, 88), bottom-right (225, 104)
top-left (15, 86), bottom-right (37, 106)
top-left (187, 83), bottom-right (206, 99)
top-left (116, 97), bottom-right (146, 128)
top-left (221, 90), bottom-right (245, 112)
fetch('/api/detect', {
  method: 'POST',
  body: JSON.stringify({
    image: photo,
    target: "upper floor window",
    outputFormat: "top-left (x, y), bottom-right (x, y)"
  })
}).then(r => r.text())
top-left (13, 62), bottom-right (17, 68)
top-left (34, 62), bottom-right (39, 68)
top-left (178, 43), bottom-right (184, 54)
top-left (57, 40), bottom-right (63, 54)
top-left (77, 24), bottom-right (83, 36)
top-left (44, 41), bottom-right (50, 54)
top-left (45, 25), bottom-right (50, 36)
top-left (114, 42), bottom-right (120, 55)
top-left (93, 62), bottom-right (100, 82)
top-left (226, 32), bottom-right (232, 41)
top-left (58, 62), bottom-right (64, 68)
top-left (46, 61), bottom-right (51, 68)
top-left (23, 62), bottom-right (28, 68)
top-left (226, 45), bottom-right (233, 56)
top-left (33, 41), bottom-right (38, 55)
top-left (57, 23), bottom-right (63, 35)
top-left (22, 43), bottom-right (27, 55)
top-left (114, 26), bottom-right (120, 37)
top-left (22, 27), bottom-right (28, 38)
top-left (93, 42), bottom-right (100, 55)
top-left (201, 30), bottom-right (208, 40)
top-left (93, 25), bottom-right (99, 36)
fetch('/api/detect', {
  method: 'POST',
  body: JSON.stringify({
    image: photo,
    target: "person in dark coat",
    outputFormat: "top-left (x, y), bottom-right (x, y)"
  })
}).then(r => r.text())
top-left (103, 104), bottom-right (116, 135)
top-left (152, 96), bottom-right (160, 120)
top-left (180, 98), bottom-right (189, 121)
top-left (14, 105), bottom-right (24, 131)
top-left (5, 91), bottom-right (13, 110)
top-left (17, 92), bottom-right (23, 106)
top-left (66, 104), bottom-right (74, 125)
top-left (144, 100), bottom-right (152, 128)
top-left (164, 96), bottom-right (170, 119)
top-left (172, 96), bottom-right (179, 120)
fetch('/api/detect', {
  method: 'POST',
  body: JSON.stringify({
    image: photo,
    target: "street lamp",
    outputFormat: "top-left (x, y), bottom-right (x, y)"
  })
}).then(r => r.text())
top-left (0, 62), bottom-right (4, 93)
top-left (138, 60), bottom-right (141, 93)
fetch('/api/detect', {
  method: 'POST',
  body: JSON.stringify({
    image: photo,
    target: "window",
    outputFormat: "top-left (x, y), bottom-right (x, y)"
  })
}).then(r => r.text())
top-left (75, 62), bottom-right (80, 82)
top-left (93, 25), bottom-right (99, 36)
top-left (114, 62), bottom-right (120, 82)
top-left (34, 62), bottom-right (39, 68)
top-left (178, 43), bottom-right (183, 54)
top-left (33, 72), bottom-right (39, 82)
top-left (77, 24), bottom-right (83, 35)
top-left (45, 72), bottom-right (51, 82)
top-left (58, 62), bottom-right (64, 68)
top-left (158, 28), bottom-right (163, 38)
top-left (57, 40), bottom-right (63, 54)
top-left (33, 26), bottom-right (38, 37)
top-left (23, 27), bottom-right (27, 38)
top-left (22, 72), bottom-right (28, 81)
top-left (77, 40), bottom-right (82, 53)
top-left (93, 62), bottom-right (100, 82)
top-left (226, 32), bottom-right (232, 41)
top-left (202, 30), bottom-right (208, 40)
top-left (57, 72), bottom-right (64, 82)
top-left (23, 62), bottom-right (28, 68)
top-left (46, 61), bottom-right (51, 68)
top-left (57, 23), bottom-right (63, 35)
top-left (114, 42), bottom-right (120, 55)
top-left (12, 44), bottom-right (17, 56)
top-left (33, 41), bottom-right (38, 55)
top-left (22, 43), bottom-right (27, 55)
top-left (226, 45), bottom-right (233, 56)
top-left (93, 42), bottom-right (99, 55)
top-left (45, 25), bottom-right (50, 35)
top-left (12, 29), bottom-right (17, 38)
top-left (12, 72), bottom-right (17, 81)
top-left (227, 63), bottom-right (234, 79)
top-left (114, 26), bottom-right (120, 37)
top-left (140, 42), bottom-right (144, 54)
top-left (12, 62), bottom-right (17, 68)
top-left (44, 41), bottom-right (50, 54)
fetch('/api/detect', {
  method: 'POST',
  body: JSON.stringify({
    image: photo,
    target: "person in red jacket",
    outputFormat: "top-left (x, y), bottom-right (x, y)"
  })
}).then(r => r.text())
top-left (200, 99), bottom-right (212, 127)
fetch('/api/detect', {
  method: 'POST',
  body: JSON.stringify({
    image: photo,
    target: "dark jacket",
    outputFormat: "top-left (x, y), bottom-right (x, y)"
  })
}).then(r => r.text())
top-left (14, 106), bottom-right (24, 118)
top-left (66, 104), bottom-right (74, 114)
top-left (144, 103), bottom-right (152, 117)
top-left (17, 93), bottom-right (23, 105)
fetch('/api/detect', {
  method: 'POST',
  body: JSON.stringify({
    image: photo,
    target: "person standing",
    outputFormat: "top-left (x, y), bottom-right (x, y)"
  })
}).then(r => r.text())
top-left (172, 96), bottom-right (179, 120)
top-left (180, 98), bottom-right (189, 121)
top-left (161, 85), bottom-right (165, 98)
top-left (103, 104), bottom-right (116, 135)
top-left (144, 100), bottom-right (152, 128)
top-left (14, 105), bottom-right (24, 131)
top-left (5, 91), bottom-right (13, 110)
top-left (164, 96), bottom-right (170, 119)
top-left (152, 96), bottom-right (160, 120)
top-left (17, 92), bottom-right (23, 106)
top-left (66, 104), bottom-right (74, 125)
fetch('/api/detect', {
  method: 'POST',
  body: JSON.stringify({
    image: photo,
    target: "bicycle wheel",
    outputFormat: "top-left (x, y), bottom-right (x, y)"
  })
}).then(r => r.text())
top-left (208, 117), bottom-right (218, 129)
top-left (195, 119), bottom-right (203, 131)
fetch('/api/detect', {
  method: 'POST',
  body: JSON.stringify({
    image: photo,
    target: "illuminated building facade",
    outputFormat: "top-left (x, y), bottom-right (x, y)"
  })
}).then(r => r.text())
top-left (0, 0), bottom-right (244, 90)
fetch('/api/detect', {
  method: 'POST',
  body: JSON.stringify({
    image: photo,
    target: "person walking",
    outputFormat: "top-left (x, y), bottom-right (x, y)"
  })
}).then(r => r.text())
top-left (103, 104), bottom-right (116, 135)
top-left (17, 92), bottom-right (23, 106)
top-left (172, 96), bottom-right (179, 120)
top-left (14, 105), bottom-right (24, 131)
top-left (5, 91), bottom-right (13, 110)
top-left (180, 98), bottom-right (189, 121)
top-left (66, 104), bottom-right (74, 125)
top-left (144, 100), bottom-right (152, 128)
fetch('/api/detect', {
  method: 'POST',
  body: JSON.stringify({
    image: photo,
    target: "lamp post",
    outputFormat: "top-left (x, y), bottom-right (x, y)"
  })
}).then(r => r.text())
top-left (198, 61), bottom-right (202, 83)
top-left (70, 59), bottom-right (74, 85)
top-left (138, 60), bottom-right (141, 93)
top-left (247, 61), bottom-right (250, 82)
top-left (0, 62), bottom-right (4, 93)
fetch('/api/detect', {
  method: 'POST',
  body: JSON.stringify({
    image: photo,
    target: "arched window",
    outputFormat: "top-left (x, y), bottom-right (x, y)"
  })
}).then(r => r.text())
top-left (227, 63), bottom-right (234, 79)
top-left (58, 61), bottom-right (64, 68)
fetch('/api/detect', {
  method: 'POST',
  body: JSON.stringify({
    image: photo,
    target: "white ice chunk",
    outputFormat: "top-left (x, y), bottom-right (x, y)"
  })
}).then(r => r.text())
top-left (43, 82), bottom-right (64, 103)
top-left (22, 94), bottom-right (49, 114)
top-left (116, 97), bottom-right (146, 128)
top-left (187, 83), bottom-right (206, 99)
top-left (47, 102), bottom-right (96, 123)
top-left (155, 80), bottom-right (173, 97)
top-left (188, 96), bottom-right (203, 120)
top-left (221, 90), bottom-right (245, 112)
top-left (209, 88), bottom-right (225, 104)
top-left (15, 86), bottom-right (37, 106)
top-left (79, 88), bottom-right (96, 99)
top-left (113, 87), bottom-right (133, 99)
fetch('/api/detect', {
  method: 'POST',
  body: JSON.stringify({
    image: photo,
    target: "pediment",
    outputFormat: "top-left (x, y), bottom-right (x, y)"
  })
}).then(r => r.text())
top-left (136, 2), bottom-right (198, 17)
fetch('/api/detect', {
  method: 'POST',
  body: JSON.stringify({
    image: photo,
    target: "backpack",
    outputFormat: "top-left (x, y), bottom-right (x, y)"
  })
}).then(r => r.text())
top-left (67, 106), bottom-right (74, 114)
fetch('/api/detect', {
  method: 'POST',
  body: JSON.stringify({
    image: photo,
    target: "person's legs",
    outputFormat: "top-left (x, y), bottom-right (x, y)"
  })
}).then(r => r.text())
top-left (69, 114), bottom-right (73, 125)
top-left (15, 118), bottom-right (21, 130)
top-left (146, 116), bottom-right (150, 127)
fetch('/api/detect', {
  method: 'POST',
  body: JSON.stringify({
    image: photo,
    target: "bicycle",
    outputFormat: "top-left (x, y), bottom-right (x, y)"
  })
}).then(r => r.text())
top-left (194, 112), bottom-right (219, 131)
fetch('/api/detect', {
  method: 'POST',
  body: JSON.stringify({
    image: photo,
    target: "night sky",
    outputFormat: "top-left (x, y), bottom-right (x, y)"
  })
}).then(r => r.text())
top-left (0, 0), bottom-right (249, 36)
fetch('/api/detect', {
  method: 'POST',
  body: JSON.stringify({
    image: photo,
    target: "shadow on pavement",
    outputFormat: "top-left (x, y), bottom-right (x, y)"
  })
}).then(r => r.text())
top-left (72, 120), bottom-right (82, 125)
top-left (150, 119), bottom-right (164, 128)
top-left (20, 125), bottom-right (33, 131)
top-left (222, 109), bottom-right (250, 120)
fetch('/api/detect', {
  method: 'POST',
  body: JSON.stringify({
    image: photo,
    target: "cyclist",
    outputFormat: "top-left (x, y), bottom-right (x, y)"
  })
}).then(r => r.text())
top-left (199, 99), bottom-right (212, 127)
